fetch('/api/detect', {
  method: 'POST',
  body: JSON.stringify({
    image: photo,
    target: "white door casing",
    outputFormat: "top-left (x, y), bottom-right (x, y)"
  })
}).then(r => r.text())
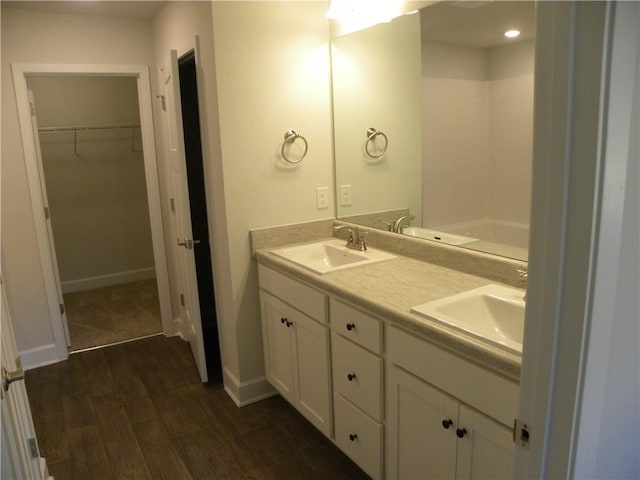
top-left (1, 273), bottom-right (47, 479)
top-left (161, 49), bottom-right (208, 383)
top-left (11, 63), bottom-right (173, 368)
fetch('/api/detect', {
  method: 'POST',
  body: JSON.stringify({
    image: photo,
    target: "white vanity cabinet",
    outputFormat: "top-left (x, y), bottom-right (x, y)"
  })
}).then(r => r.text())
top-left (386, 326), bottom-right (517, 480)
top-left (257, 258), bottom-right (520, 480)
top-left (330, 299), bottom-right (384, 480)
top-left (258, 265), bottom-right (332, 438)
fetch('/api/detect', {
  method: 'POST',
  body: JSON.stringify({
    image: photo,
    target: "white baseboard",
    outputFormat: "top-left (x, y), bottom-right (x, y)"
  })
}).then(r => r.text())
top-left (222, 367), bottom-right (276, 407)
top-left (61, 267), bottom-right (156, 294)
top-left (20, 344), bottom-right (60, 370)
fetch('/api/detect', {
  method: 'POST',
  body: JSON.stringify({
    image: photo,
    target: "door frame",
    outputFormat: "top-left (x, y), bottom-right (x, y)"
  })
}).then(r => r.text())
top-left (11, 63), bottom-right (173, 364)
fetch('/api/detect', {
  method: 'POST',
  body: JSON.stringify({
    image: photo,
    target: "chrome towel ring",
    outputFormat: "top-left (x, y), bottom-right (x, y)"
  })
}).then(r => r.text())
top-left (281, 129), bottom-right (308, 164)
top-left (365, 127), bottom-right (388, 158)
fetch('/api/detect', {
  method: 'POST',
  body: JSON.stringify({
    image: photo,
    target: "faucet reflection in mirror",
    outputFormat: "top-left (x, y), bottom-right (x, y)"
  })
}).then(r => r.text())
top-left (331, 1), bottom-right (534, 262)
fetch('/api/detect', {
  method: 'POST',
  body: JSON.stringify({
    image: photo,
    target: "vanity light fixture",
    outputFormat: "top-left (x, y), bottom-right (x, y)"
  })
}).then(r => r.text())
top-left (326, 0), bottom-right (405, 32)
top-left (504, 29), bottom-right (521, 38)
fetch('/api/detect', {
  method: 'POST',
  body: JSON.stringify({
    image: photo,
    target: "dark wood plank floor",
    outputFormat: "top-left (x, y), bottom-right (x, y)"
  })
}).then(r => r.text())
top-left (25, 335), bottom-right (370, 480)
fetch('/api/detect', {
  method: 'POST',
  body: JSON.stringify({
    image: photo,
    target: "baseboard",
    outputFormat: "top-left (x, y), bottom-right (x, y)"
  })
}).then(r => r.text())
top-left (61, 267), bottom-right (156, 294)
top-left (20, 344), bottom-right (60, 370)
top-left (222, 367), bottom-right (276, 407)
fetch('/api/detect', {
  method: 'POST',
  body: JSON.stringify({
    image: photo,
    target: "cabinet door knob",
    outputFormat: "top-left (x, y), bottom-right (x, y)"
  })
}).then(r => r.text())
top-left (286, 320), bottom-right (293, 327)
top-left (442, 419), bottom-right (453, 429)
top-left (456, 428), bottom-right (468, 438)
top-left (347, 373), bottom-right (357, 381)
top-left (349, 433), bottom-right (358, 442)
top-left (281, 317), bottom-right (286, 324)
top-left (346, 323), bottom-right (355, 331)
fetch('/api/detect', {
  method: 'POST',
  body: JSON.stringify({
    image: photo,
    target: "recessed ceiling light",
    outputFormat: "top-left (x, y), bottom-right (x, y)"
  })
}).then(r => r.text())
top-left (504, 30), bottom-right (521, 38)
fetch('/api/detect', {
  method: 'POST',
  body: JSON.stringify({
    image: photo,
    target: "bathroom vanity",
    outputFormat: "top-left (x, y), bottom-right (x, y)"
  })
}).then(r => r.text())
top-left (253, 222), bottom-right (525, 480)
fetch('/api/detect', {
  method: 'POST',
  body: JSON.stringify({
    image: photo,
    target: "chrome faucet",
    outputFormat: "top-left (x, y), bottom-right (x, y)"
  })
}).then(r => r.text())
top-left (334, 225), bottom-right (368, 251)
top-left (518, 268), bottom-right (528, 301)
top-left (393, 215), bottom-right (415, 234)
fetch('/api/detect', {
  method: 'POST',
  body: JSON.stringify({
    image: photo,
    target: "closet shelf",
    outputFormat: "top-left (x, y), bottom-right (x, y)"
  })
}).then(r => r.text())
top-left (37, 124), bottom-right (142, 155)
top-left (37, 124), bottom-right (140, 133)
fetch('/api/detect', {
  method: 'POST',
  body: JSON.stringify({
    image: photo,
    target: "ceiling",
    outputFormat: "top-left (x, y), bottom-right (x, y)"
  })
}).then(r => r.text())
top-left (2, 0), bottom-right (534, 47)
top-left (1, 1), bottom-right (166, 19)
top-left (421, 1), bottom-right (535, 48)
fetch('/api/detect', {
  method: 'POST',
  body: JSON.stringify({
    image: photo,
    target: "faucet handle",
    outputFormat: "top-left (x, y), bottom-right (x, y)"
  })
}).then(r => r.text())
top-left (357, 231), bottom-right (368, 251)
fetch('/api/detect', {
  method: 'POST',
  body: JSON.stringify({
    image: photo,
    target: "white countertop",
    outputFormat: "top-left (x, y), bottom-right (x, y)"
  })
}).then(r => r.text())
top-left (256, 238), bottom-right (522, 382)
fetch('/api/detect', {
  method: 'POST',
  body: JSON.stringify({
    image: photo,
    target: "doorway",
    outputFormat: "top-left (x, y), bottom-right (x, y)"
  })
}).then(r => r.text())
top-left (177, 50), bottom-right (222, 382)
top-left (29, 75), bottom-right (163, 352)
top-left (12, 63), bottom-right (173, 364)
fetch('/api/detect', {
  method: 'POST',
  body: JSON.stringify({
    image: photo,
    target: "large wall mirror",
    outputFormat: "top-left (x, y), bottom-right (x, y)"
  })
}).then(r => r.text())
top-left (332, 1), bottom-right (535, 262)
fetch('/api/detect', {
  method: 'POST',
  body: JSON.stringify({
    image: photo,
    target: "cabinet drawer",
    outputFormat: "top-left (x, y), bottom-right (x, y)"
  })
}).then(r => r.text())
top-left (258, 264), bottom-right (327, 322)
top-left (330, 298), bottom-right (382, 353)
top-left (334, 393), bottom-right (383, 480)
top-left (332, 333), bottom-right (383, 421)
top-left (387, 326), bottom-right (518, 427)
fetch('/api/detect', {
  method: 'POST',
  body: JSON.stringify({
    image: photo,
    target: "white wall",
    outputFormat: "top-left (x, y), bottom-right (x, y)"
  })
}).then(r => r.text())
top-left (333, 13), bottom-right (423, 221)
top-left (422, 42), bottom-right (489, 228)
top-left (0, 6), bottom-right (154, 357)
top-left (573, 2), bottom-right (639, 475)
top-left (28, 76), bottom-right (155, 289)
top-left (422, 40), bottom-right (533, 229)
top-left (211, 1), bottom-right (333, 399)
top-left (487, 41), bottom-right (534, 226)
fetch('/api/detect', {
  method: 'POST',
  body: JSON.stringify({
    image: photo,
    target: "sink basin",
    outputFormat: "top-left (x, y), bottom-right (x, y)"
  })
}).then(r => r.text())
top-left (410, 284), bottom-right (525, 354)
top-left (271, 239), bottom-right (396, 274)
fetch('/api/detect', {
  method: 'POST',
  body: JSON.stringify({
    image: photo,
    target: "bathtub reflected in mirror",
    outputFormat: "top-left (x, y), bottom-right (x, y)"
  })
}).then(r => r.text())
top-left (331, 1), bottom-right (535, 262)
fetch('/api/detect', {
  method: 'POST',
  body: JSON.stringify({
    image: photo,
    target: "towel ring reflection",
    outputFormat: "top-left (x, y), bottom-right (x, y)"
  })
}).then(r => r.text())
top-left (281, 130), bottom-right (308, 164)
top-left (365, 127), bottom-right (388, 158)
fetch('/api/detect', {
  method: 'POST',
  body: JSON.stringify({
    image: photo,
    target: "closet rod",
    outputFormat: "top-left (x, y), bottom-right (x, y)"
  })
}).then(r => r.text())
top-left (37, 124), bottom-right (140, 134)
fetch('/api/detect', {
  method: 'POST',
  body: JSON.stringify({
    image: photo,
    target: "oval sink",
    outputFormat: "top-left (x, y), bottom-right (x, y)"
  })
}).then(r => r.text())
top-left (410, 284), bottom-right (525, 354)
top-left (271, 239), bottom-right (396, 274)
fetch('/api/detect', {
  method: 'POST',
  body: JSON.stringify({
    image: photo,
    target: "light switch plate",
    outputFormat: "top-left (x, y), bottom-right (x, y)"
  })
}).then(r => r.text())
top-left (340, 185), bottom-right (352, 206)
top-left (316, 187), bottom-right (329, 209)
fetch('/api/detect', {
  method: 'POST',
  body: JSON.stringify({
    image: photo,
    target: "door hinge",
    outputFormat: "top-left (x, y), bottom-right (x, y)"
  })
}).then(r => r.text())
top-left (157, 94), bottom-right (167, 111)
top-left (44, 206), bottom-right (50, 220)
top-left (180, 293), bottom-right (185, 306)
top-left (29, 101), bottom-right (36, 117)
top-left (59, 303), bottom-right (65, 315)
top-left (27, 437), bottom-right (39, 459)
top-left (170, 198), bottom-right (176, 213)
top-left (513, 418), bottom-right (531, 450)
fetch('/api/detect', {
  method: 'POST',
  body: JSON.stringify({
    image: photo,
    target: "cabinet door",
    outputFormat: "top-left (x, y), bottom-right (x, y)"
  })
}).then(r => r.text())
top-left (292, 310), bottom-right (332, 437)
top-left (261, 292), bottom-right (295, 404)
top-left (387, 365), bottom-right (458, 480)
top-left (456, 405), bottom-right (515, 480)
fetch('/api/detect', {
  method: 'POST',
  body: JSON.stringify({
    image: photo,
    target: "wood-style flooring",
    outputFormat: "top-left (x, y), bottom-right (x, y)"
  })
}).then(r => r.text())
top-left (25, 335), bottom-right (370, 480)
top-left (64, 280), bottom-right (162, 352)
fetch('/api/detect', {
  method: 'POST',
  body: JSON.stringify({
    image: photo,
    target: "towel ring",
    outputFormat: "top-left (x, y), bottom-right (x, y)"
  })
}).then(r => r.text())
top-left (365, 127), bottom-right (388, 158)
top-left (281, 130), bottom-right (308, 164)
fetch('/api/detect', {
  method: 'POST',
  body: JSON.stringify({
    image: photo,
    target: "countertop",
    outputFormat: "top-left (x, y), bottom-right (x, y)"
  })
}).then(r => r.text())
top-left (255, 238), bottom-right (522, 383)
